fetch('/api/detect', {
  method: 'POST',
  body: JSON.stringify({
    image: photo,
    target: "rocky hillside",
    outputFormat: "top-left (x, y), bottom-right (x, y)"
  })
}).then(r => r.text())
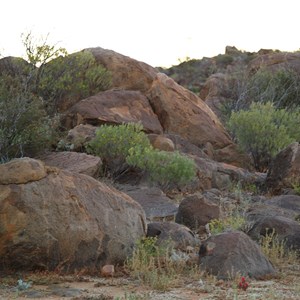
top-left (161, 46), bottom-right (300, 121)
top-left (0, 45), bottom-right (299, 299)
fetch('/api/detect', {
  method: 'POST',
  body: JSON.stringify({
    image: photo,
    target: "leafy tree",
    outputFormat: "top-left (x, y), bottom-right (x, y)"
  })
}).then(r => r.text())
top-left (0, 33), bottom-right (111, 162)
top-left (0, 70), bottom-right (57, 161)
top-left (21, 32), bottom-right (111, 113)
top-left (227, 102), bottom-right (300, 171)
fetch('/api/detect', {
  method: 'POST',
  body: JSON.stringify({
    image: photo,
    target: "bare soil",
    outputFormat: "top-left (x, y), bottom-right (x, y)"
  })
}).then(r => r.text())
top-left (1, 262), bottom-right (299, 300)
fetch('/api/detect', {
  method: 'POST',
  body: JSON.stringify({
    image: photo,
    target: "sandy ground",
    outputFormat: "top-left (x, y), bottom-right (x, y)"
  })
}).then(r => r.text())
top-left (0, 262), bottom-right (299, 300)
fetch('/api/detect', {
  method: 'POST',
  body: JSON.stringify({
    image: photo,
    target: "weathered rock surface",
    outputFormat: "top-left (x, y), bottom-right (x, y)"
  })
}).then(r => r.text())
top-left (117, 185), bottom-right (178, 221)
top-left (146, 72), bottom-right (248, 167)
top-left (247, 215), bottom-right (300, 252)
top-left (147, 222), bottom-right (200, 251)
top-left (175, 193), bottom-right (220, 230)
top-left (147, 134), bottom-right (175, 152)
top-left (164, 134), bottom-right (208, 158)
top-left (266, 195), bottom-right (300, 216)
top-left (192, 156), bottom-right (264, 192)
top-left (266, 142), bottom-right (300, 194)
top-left (199, 73), bottom-right (229, 119)
top-left (0, 158), bottom-right (47, 184)
top-left (246, 202), bottom-right (299, 223)
top-left (248, 52), bottom-right (300, 74)
top-left (39, 151), bottom-right (102, 178)
top-left (65, 124), bottom-right (97, 151)
top-left (88, 47), bottom-right (158, 92)
top-left (199, 231), bottom-right (276, 279)
top-left (65, 90), bottom-right (163, 133)
top-left (0, 158), bottom-right (146, 272)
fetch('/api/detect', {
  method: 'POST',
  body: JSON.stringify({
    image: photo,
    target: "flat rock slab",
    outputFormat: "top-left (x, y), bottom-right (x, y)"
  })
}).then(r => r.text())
top-left (117, 185), bottom-right (178, 220)
top-left (39, 151), bottom-right (102, 178)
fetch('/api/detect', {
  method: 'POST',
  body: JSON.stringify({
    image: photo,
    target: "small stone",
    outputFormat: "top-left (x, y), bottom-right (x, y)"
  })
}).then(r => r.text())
top-left (101, 265), bottom-right (115, 277)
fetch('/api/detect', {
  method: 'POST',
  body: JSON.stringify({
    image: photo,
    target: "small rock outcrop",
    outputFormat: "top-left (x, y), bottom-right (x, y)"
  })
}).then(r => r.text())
top-left (175, 193), bottom-right (220, 230)
top-left (248, 52), bottom-right (300, 74)
top-left (39, 151), bottom-right (102, 178)
top-left (147, 134), bottom-right (175, 152)
top-left (266, 195), bottom-right (300, 216)
top-left (0, 158), bottom-right (47, 184)
top-left (118, 185), bottom-right (178, 221)
top-left (199, 231), bottom-right (276, 279)
top-left (65, 124), bottom-right (97, 151)
top-left (266, 142), bottom-right (300, 194)
top-left (0, 158), bottom-right (146, 272)
top-left (147, 222), bottom-right (200, 251)
top-left (65, 89), bottom-right (163, 133)
top-left (88, 47), bottom-right (158, 92)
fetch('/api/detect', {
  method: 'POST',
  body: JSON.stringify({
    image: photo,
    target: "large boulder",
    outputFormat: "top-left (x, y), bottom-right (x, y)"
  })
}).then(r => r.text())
top-left (0, 158), bottom-right (146, 272)
top-left (266, 195), bottom-right (300, 216)
top-left (246, 202), bottom-right (299, 223)
top-left (246, 215), bottom-right (300, 253)
top-left (38, 151), bottom-right (102, 178)
top-left (64, 89), bottom-right (163, 133)
top-left (175, 193), bottom-right (220, 230)
top-left (266, 142), bottom-right (300, 194)
top-left (147, 222), bottom-right (200, 251)
top-left (146, 72), bottom-right (249, 167)
top-left (199, 231), bottom-right (276, 279)
top-left (88, 47), bottom-right (158, 92)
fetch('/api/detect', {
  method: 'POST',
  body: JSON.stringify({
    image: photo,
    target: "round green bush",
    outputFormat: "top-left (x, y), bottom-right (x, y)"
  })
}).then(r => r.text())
top-left (87, 123), bottom-right (197, 188)
top-left (227, 102), bottom-right (300, 171)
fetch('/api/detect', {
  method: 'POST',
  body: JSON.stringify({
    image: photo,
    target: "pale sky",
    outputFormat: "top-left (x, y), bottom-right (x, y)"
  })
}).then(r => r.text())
top-left (1, 0), bottom-right (299, 67)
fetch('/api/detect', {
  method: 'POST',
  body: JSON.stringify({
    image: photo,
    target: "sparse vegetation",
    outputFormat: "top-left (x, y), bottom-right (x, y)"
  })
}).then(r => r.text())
top-left (208, 216), bottom-right (246, 235)
top-left (260, 229), bottom-right (299, 266)
top-left (125, 237), bottom-right (200, 291)
top-left (1, 38), bottom-right (300, 300)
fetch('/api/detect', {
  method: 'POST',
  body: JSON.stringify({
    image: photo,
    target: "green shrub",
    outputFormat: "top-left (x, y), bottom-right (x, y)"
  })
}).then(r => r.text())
top-left (227, 102), bottom-right (300, 171)
top-left (215, 54), bottom-right (234, 67)
top-left (127, 147), bottom-right (196, 187)
top-left (87, 123), bottom-right (196, 188)
top-left (208, 216), bottom-right (246, 235)
top-left (87, 123), bottom-right (151, 161)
